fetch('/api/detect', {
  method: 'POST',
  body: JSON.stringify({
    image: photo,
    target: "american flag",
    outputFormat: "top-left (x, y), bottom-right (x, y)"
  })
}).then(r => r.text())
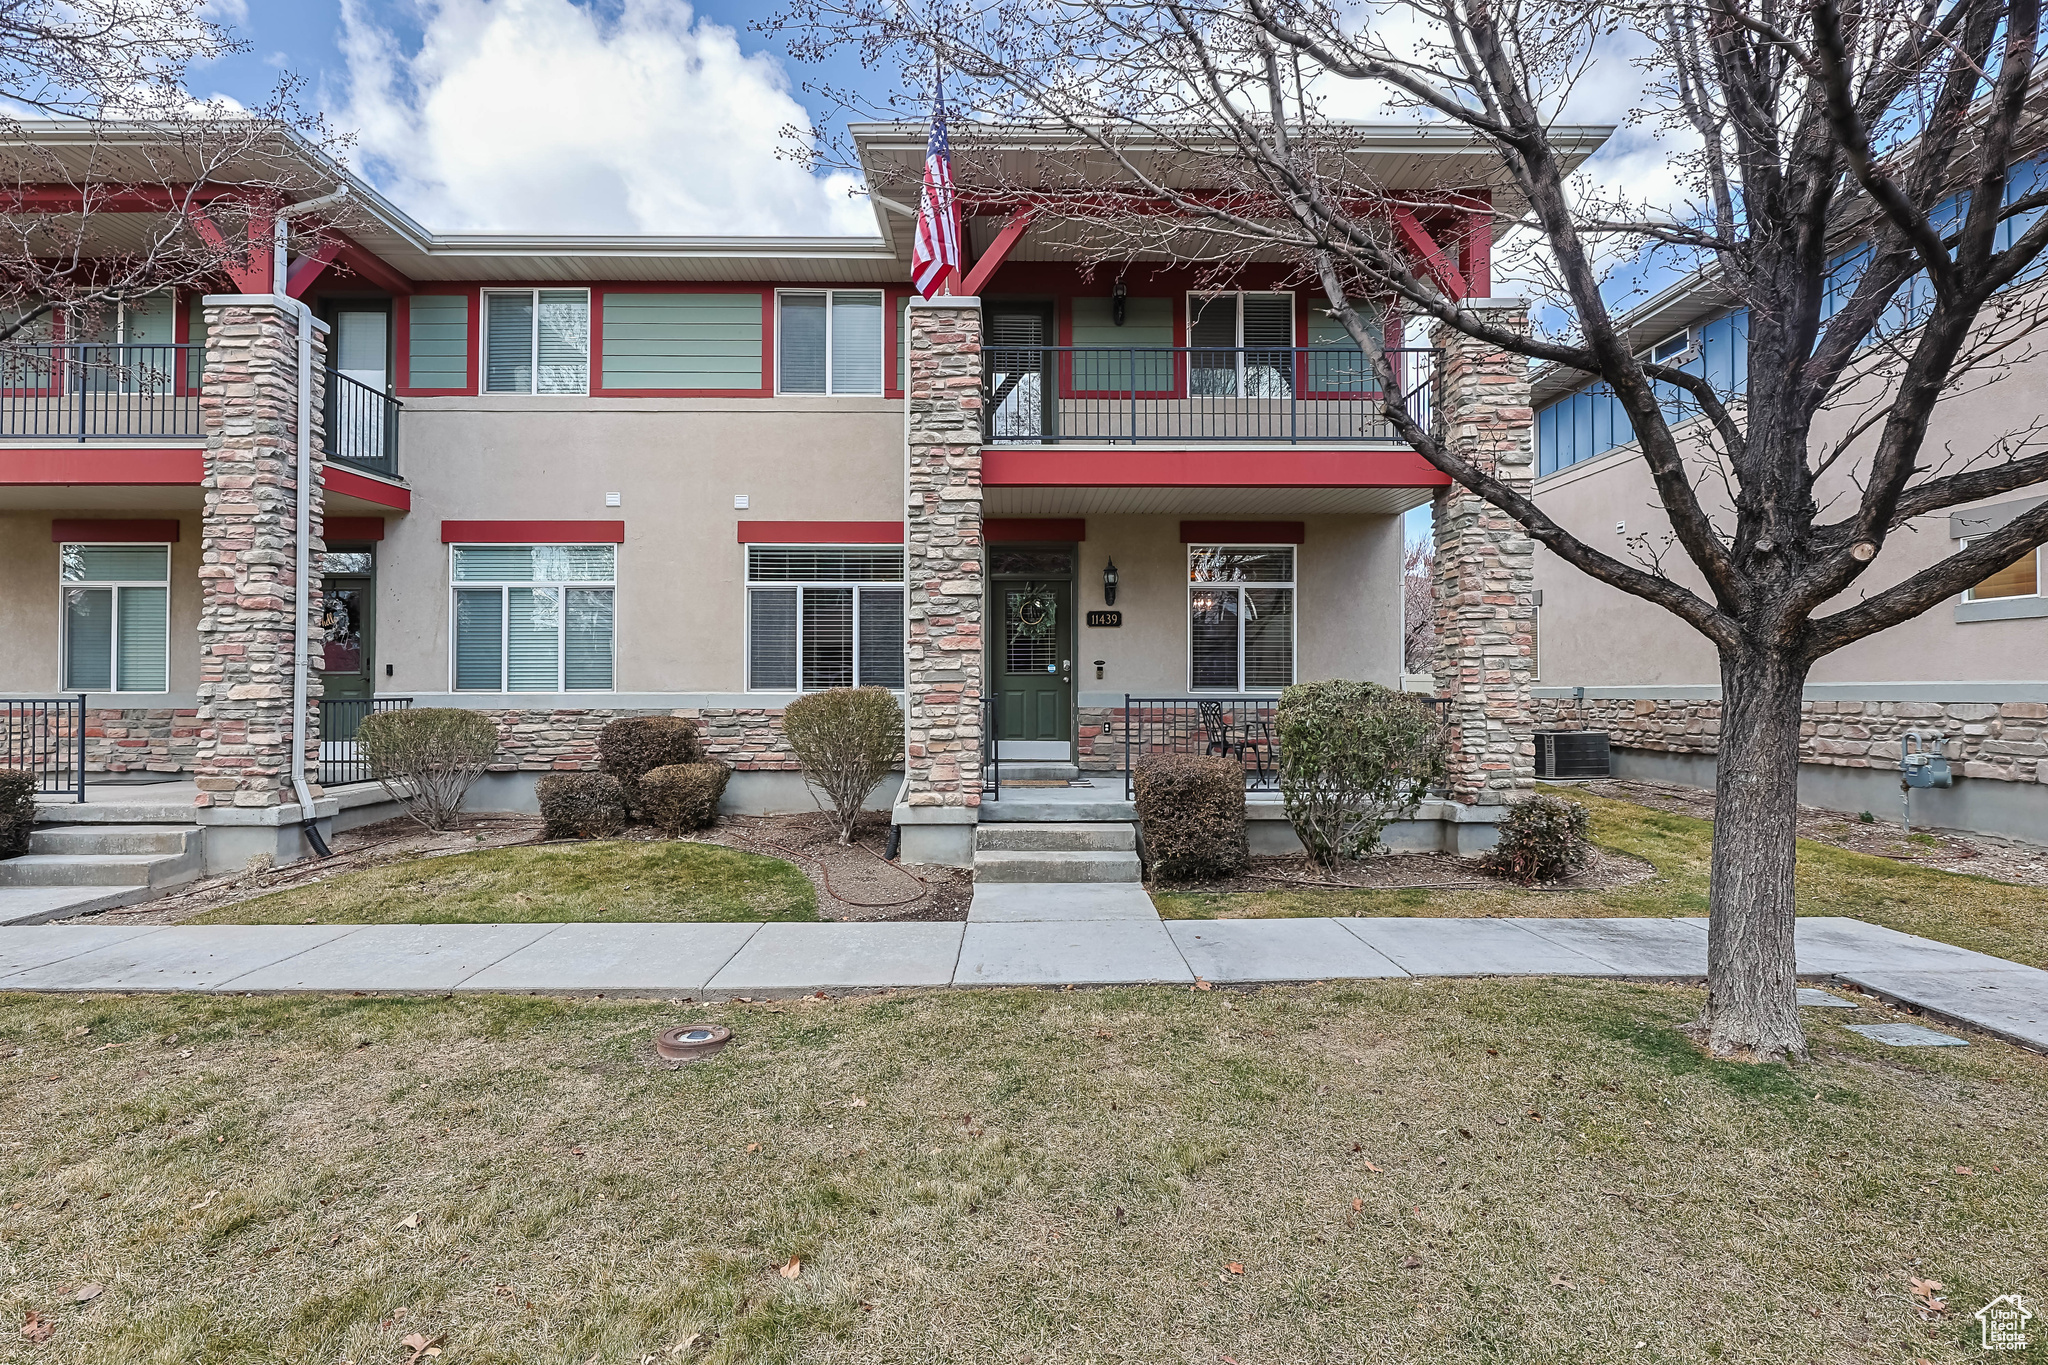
top-left (910, 80), bottom-right (960, 297)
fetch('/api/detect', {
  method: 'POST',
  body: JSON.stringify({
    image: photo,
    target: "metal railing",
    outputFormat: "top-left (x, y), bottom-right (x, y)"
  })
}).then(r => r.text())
top-left (0, 343), bottom-right (202, 439)
top-left (318, 696), bottom-right (412, 787)
top-left (323, 368), bottom-right (402, 477)
top-left (1118, 693), bottom-right (1454, 800)
top-left (981, 695), bottom-right (1000, 801)
top-left (983, 345), bottom-right (1439, 444)
top-left (2, 696), bottom-right (87, 802)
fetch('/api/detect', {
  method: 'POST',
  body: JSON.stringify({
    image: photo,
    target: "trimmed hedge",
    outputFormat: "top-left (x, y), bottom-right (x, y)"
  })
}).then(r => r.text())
top-left (1134, 754), bottom-right (1247, 883)
top-left (1479, 794), bottom-right (1592, 884)
top-left (0, 767), bottom-right (35, 860)
top-left (598, 717), bottom-right (704, 812)
top-left (357, 707), bottom-right (500, 831)
top-left (640, 761), bottom-right (733, 837)
top-left (537, 773), bottom-right (629, 841)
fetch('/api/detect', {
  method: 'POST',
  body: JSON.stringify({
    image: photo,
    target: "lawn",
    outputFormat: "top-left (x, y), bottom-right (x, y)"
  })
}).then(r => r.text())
top-left (186, 840), bottom-right (819, 926)
top-left (0, 982), bottom-right (2043, 1363)
top-left (1156, 787), bottom-right (2048, 968)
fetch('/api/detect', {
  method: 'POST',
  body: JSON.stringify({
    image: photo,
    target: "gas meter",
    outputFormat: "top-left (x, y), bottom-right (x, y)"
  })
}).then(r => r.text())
top-left (1898, 730), bottom-right (1951, 833)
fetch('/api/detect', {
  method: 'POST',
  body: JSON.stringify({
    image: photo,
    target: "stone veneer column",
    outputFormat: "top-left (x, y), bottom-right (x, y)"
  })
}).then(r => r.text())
top-left (193, 298), bottom-right (327, 809)
top-left (1429, 303), bottom-right (1537, 806)
top-left (895, 296), bottom-right (985, 862)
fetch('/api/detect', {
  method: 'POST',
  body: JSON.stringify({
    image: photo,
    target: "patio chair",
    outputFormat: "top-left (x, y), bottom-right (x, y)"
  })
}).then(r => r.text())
top-left (1198, 700), bottom-right (1277, 786)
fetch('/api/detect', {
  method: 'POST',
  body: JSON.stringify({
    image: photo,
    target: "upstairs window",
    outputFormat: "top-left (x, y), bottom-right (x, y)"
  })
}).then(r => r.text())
top-left (1188, 544), bottom-right (1295, 691)
top-left (745, 545), bottom-right (903, 691)
top-left (1962, 541), bottom-right (2041, 602)
top-left (777, 290), bottom-right (884, 395)
top-left (451, 544), bottom-right (614, 691)
top-left (482, 289), bottom-right (589, 395)
top-left (1188, 291), bottom-right (1294, 397)
top-left (60, 543), bottom-right (169, 692)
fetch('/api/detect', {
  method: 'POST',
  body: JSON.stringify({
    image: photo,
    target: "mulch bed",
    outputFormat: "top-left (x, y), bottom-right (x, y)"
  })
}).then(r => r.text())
top-left (1150, 845), bottom-right (1657, 895)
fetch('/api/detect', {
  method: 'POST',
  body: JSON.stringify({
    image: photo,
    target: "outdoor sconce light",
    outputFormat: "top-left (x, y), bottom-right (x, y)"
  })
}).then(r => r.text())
top-left (1103, 557), bottom-right (1119, 605)
top-left (1111, 279), bottom-right (1127, 326)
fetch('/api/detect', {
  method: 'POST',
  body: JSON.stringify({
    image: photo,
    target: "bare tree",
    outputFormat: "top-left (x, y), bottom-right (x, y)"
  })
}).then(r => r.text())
top-left (772, 0), bottom-right (2048, 1060)
top-left (1403, 539), bottom-right (1435, 675)
top-left (0, 0), bottom-right (352, 347)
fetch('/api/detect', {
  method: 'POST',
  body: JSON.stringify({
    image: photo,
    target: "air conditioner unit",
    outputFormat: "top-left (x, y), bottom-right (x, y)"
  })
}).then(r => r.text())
top-left (1534, 730), bottom-right (1611, 780)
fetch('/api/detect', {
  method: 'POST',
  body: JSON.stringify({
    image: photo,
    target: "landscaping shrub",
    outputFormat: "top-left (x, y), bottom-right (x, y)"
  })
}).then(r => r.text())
top-left (357, 708), bottom-right (500, 832)
top-left (639, 761), bottom-right (732, 837)
top-left (1134, 754), bottom-right (1248, 882)
top-left (597, 716), bottom-right (704, 813)
top-left (537, 773), bottom-right (628, 841)
top-left (1479, 794), bottom-right (1592, 884)
top-left (1276, 680), bottom-right (1449, 866)
top-left (0, 768), bottom-right (35, 859)
top-left (782, 687), bottom-right (903, 845)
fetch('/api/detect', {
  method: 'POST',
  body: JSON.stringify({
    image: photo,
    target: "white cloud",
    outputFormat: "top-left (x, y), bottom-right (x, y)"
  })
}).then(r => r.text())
top-left (331, 0), bottom-right (873, 235)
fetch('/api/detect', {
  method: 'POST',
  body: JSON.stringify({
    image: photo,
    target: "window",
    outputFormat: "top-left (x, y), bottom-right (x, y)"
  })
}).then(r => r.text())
top-left (482, 289), bottom-right (589, 395)
top-left (450, 545), bottom-right (614, 691)
top-left (776, 290), bottom-right (884, 395)
top-left (1188, 545), bottom-right (1294, 691)
top-left (745, 545), bottom-right (903, 690)
top-left (60, 544), bottom-right (169, 692)
top-left (1648, 330), bottom-right (1691, 364)
top-left (1188, 291), bottom-right (1294, 397)
top-left (1963, 541), bottom-right (2041, 601)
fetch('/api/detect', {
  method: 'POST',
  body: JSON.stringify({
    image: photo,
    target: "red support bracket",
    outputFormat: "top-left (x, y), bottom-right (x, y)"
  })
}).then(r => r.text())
top-left (284, 239), bottom-right (343, 298)
top-left (1392, 206), bottom-right (1468, 302)
top-left (961, 207), bottom-right (1036, 298)
top-left (182, 204), bottom-right (272, 293)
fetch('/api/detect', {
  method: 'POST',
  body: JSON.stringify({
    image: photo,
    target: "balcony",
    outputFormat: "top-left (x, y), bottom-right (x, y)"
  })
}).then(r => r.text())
top-left (323, 367), bottom-right (402, 478)
top-left (0, 343), bottom-right (202, 439)
top-left (982, 345), bottom-right (1438, 445)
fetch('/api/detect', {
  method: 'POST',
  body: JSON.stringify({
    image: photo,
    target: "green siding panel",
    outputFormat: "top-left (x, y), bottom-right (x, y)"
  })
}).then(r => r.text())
top-left (601, 293), bottom-right (762, 390)
top-left (1070, 296), bottom-right (1174, 392)
top-left (408, 294), bottom-right (471, 390)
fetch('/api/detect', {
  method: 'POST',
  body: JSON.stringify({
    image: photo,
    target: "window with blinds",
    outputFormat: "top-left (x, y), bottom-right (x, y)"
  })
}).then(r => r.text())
top-left (745, 544), bottom-right (904, 691)
top-left (776, 290), bottom-right (885, 395)
top-left (59, 543), bottom-right (170, 692)
top-left (1188, 291), bottom-right (1295, 398)
top-left (1963, 541), bottom-right (2042, 601)
top-left (451, 544), bottom-right (614, 691)
top-left (1188, 545), bottom-right (1295, 691)
top-left (482, 289), bottom-right (589, 395)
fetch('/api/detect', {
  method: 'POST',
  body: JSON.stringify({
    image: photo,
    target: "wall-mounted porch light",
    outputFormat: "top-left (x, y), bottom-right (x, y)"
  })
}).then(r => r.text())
top-left (1103, 557), bottom-right (1119, 605)
top-left (1111, 279), bottom-right (1128, 326)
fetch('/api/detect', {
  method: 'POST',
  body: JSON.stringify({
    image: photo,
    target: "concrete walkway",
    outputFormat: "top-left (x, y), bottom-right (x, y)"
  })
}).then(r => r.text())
top-left (0, 891), bottom-right (2041, 1051)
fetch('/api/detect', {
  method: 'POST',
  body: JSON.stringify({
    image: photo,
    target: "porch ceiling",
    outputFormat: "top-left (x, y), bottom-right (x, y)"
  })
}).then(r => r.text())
top-left (983, 485), bottom-right (1433, 516)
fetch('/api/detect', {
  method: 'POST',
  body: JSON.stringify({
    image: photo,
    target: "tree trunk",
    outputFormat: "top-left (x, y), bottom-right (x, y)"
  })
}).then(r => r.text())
top-left (1700, 647), bottom-right (1811, 1062)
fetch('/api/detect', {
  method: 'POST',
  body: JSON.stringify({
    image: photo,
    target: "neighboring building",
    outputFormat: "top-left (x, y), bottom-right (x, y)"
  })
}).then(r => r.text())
top-left (0, 120), bottom-right (1597, 872)
top-left (1529, 166), bottom-right (2048, 841)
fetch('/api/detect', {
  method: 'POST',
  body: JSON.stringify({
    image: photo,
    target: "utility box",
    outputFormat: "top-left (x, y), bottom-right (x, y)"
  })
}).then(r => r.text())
top-left (1534, 730), bottom-right (1612, 780)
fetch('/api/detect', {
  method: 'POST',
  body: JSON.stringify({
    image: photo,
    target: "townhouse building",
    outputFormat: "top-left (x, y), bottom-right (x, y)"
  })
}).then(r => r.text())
top-left (0, 121), bottom-right (1587, 877)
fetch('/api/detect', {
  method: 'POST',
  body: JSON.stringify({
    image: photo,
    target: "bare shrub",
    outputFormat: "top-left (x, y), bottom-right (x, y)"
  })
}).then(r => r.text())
top-left (1277, 681), bottom-right (1449, 866)
top-left (781, 687), bottom-right (902, 844)
top-left (356, 708), bottom-right (499, 832)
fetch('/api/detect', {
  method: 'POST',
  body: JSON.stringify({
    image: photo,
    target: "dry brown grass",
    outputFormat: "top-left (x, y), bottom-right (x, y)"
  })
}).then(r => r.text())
top-left (1, 981), bottom-right (2044, 1363)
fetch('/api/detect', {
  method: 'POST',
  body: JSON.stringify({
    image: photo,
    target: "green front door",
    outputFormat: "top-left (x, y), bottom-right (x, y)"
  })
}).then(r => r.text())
top-left (995, 576), bottom-right (1073, 742)
top-left (319, 573), bottom-right (375, 705)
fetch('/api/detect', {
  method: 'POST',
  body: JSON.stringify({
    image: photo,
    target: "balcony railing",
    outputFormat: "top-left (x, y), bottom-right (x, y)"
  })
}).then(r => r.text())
top-left (324, 368), bottom-right (402, 478)
top-left (1117, 694), bottom-right (1454, 800)
top-left (983, 345), bottom-right (1439, 444)
top-left (0, 343), bottom-right (202, 440)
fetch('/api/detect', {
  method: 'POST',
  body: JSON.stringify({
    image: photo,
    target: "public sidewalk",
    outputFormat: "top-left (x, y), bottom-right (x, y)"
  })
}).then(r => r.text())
top-left (0, 885), bottom-right (2041, 1052)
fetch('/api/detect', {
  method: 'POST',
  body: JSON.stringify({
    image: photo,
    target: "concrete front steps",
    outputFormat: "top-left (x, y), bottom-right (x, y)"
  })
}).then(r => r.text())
top-left (974, 822), bottom-right (1141, 884)
top-left (0, 825), bottom-right (205, 925)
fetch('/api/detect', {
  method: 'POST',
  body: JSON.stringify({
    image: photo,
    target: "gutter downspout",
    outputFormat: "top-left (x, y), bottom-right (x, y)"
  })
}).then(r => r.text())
top-left (271, 189), bottom-right (349, 858)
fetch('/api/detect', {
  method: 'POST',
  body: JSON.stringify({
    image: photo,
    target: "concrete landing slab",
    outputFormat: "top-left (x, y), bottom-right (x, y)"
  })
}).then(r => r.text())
top-left (0, 924), bottom-right (165, 978)
top-left (461, 923), bottom-right (761, 994)
top-left (957, 919), bottom-right (1193, 986)
top-left (1798, 987), bottom-right (1860, 1008)
top-left (968, 883), bottom-right (1161, 923)
top-left (1168, 918), bottom-right (1406, 983)
top-left (1340, 917), bottom-right (1616, 977)
top-left (0, 885), bottom-right (155, 926)
top-left (1505, 917), bottom-right (1709, 977)
top-left (706, 923), bottom-right (963, 993)
top-left (1844, 1021), bottom-right (1970, 1047)
top-left (6, 925), bottom-right (359, 991)
top-left (222, 924), bottom-right (556, 992)
top-left (1837, 968), bottom-right (2048, 1052)
top-left (1794, 917), bottom-right (2018, 975)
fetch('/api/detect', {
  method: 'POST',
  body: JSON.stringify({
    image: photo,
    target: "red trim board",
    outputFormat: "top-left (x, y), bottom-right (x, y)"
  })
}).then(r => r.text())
top-left (0, 447), bottom-right (203, 485)
top-left (982, 447), bottom-right (1451, 489)
top-left (986, 518), bottom-right (1085, 543)
top-left (51, 518), bottom-right (181, 543)
top-left (442, 520), bottom-right (626, 544)
top-left (736, 520), bottom-right (903, 544)
top-left (326, 516), bottom-right (386, 542)
top-left (323, 465), bottom-right (412, 511)
top-left (1181, 520), bottom-right (1305, 545)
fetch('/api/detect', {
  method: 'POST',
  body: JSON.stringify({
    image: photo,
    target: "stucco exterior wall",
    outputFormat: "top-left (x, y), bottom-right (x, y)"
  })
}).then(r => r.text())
top-left (0, 509), bottom-right (204, 698)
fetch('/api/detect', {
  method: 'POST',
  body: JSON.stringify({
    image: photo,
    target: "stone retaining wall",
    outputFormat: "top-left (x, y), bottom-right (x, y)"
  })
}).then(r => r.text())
top-left (1532, 694), bottom-right (2048, 784)
top-left (479, 706), bottom-right (805, 774)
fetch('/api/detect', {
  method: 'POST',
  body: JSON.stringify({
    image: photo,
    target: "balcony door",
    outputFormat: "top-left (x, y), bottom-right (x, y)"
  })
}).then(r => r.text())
top-left (330, 306), bottom-right (391, 468)
top-left (985, 305), bottom-right (1054, 440)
